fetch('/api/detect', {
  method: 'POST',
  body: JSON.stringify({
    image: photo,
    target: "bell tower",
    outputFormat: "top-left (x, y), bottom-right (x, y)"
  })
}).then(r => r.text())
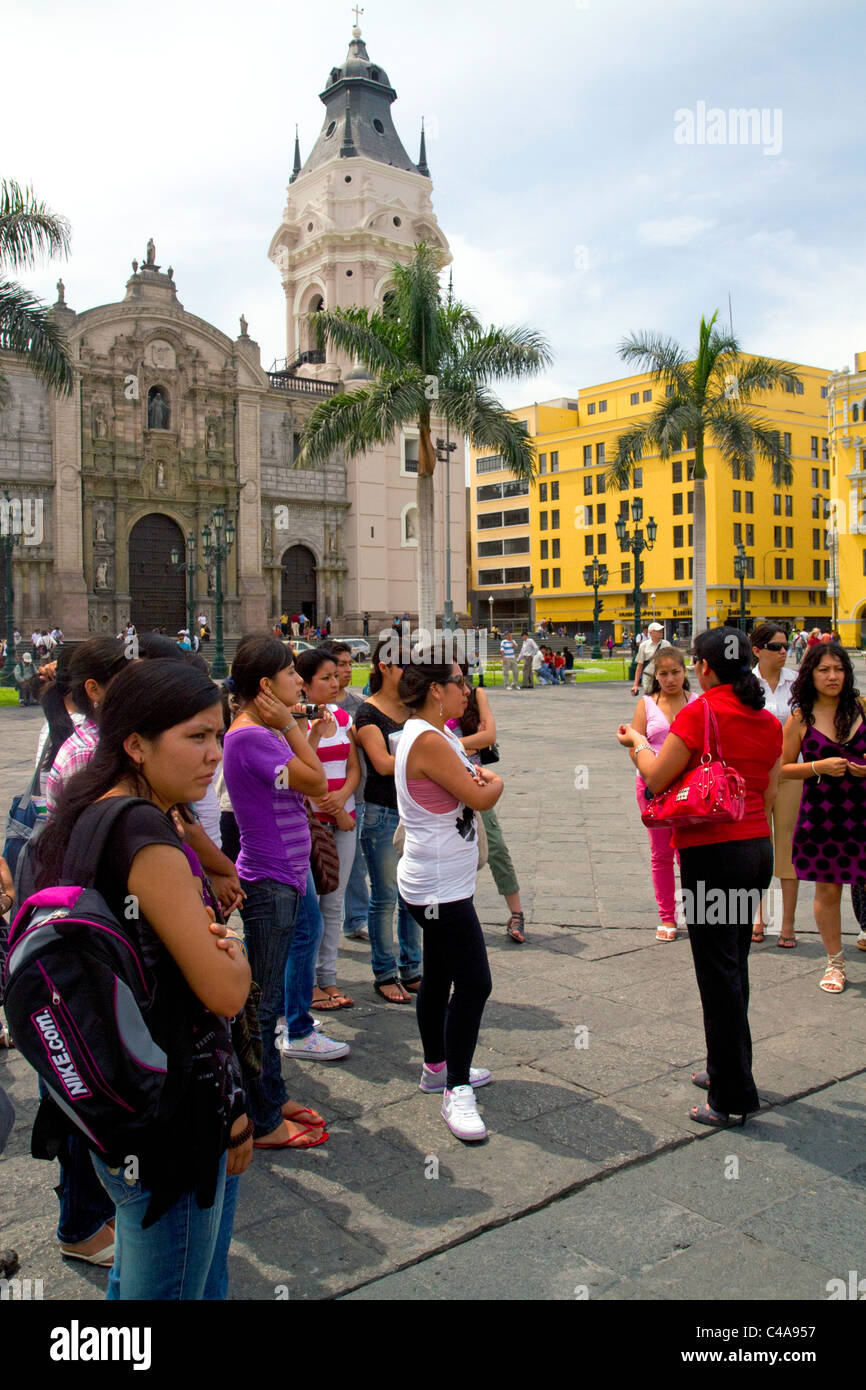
top-left (267, 18), bottom-right (462, 624)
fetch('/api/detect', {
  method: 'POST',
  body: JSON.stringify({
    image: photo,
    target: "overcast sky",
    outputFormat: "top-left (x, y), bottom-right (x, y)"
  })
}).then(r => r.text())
top-left (7, 0), bottom-right (865, 405)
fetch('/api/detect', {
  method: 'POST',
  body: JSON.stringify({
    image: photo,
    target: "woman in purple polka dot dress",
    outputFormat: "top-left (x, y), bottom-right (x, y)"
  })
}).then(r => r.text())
top-left (782, 642), bottom-right (866, 994)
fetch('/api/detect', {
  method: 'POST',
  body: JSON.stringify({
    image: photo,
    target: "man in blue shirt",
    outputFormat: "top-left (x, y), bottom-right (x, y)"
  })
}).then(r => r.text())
top-left (500, 631), bottom-right (520, 690)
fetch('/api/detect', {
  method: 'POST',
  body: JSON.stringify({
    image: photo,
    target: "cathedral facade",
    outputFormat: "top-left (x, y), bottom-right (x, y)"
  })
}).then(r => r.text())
top-left (0, 22), bottom-right (466, 638)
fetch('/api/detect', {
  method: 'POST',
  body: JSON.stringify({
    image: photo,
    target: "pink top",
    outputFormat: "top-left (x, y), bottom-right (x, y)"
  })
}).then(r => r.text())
top-left (637, 692), bottom-right (698, 783)
top-left (406, 778), bottom-right (459, 812)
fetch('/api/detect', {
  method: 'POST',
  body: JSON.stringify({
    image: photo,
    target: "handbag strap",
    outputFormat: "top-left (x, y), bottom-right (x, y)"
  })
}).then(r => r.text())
top-left (700, 698), bottom-right (727, 767)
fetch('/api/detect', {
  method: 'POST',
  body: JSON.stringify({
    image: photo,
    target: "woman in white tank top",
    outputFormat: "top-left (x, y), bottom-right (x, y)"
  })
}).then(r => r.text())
top-left (394, 659), bottom-right (503, 1142)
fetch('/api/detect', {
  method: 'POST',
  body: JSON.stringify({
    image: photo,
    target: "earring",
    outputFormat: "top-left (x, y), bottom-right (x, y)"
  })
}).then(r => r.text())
top-left (439, 701), bottom-right (444, 717)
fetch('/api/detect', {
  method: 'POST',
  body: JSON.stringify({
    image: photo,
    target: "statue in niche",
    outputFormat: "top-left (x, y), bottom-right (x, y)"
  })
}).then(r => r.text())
top-left (95, 560), bottom-right (109, 589)
top-left (335, 520), bottom-right (344, 559)
top-left (95, 512), bottom-right (107, 543)
top-left (156, 461), bottom-right (166, 489)
top-left (207, 420), bottom-right (219, 452)
top-left (263, 526), bottom-right (272, 561)
top-left (406, 508), bottom-right (419, 542)
top-left (148, 387), bottom-right (170, 430)
top-left (92, 403), bottom-right (108, 439)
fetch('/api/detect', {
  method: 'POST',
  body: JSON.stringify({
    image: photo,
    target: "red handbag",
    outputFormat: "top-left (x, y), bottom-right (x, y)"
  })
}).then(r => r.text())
top-left (640, 698), bottom-right (746, 829)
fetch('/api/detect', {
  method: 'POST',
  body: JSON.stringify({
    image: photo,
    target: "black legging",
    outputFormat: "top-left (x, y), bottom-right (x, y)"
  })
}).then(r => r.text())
top-left (679, 836), bottom-right (773, 1118)
top-left (406, 897), bottom-right (492, 1090)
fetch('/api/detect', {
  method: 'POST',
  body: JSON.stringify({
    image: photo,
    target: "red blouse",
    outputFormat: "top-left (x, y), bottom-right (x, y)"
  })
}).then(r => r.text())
top-left (668, 685), bottom-right (782, 849)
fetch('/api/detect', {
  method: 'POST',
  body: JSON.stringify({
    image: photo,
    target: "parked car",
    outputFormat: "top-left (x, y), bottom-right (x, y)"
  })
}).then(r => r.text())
top-left (332, 636), bottom-right (371, 660)
top-left (280, 638), bottom-right (316, 653)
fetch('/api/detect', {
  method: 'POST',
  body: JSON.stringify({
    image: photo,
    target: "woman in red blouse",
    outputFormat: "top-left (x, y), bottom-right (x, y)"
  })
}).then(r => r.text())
top-left (617, 628), bottom-right (782, 1128)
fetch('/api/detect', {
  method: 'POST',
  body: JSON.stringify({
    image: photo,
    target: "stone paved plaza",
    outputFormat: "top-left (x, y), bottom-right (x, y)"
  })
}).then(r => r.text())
top-left (1, 672), bottom-right (865, 1302)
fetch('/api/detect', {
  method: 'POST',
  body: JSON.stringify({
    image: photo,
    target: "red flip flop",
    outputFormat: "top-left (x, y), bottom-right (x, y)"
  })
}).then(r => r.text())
top-left (254, 1126), bottom-right (329, 1150)
top-left (282, 1106), bottom-right (326, 1129)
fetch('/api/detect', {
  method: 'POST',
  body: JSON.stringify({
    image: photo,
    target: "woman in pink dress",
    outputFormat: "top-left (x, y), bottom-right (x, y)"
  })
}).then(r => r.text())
top-left (627, 647), bottom-right (698, 941)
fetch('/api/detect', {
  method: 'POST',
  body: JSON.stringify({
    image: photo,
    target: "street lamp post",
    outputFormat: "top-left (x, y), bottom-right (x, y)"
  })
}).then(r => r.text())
top-left (651, 592), bottom-right (656, 624)
top-left (202, 506), bottom-right (235, 679)
top-left (171, 530), bottom-right (208, 641)
top-left (583, 555), bottom-right (609, 660)
top-left (1, 492), bottom-right (22, 687)
top-left (734, 541), bottom-right (747, 632)
top-left (521, 582), bottom-right (535, 634)
top-left (615, 496), bottom-right (658, 675)
top-left (436, 434), bottom-right (458, 630)
top-left (487, 594), bottom-right (494, 635)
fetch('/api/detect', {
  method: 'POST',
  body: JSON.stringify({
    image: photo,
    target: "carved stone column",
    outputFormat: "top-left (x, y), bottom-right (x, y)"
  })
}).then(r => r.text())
top-left (52, 385), bottom-right (89, 636)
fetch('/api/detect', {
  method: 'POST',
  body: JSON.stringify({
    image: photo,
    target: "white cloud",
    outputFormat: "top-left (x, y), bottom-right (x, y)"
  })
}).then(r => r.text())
top-left (636, 217), bottom-right (718, 247)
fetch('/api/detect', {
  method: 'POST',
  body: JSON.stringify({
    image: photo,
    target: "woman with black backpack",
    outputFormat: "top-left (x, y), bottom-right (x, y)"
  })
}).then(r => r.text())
top-left (32, 660), bottom-right (252, 1299)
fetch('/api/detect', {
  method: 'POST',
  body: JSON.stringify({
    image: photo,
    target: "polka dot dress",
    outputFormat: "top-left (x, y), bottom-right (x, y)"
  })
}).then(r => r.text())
top-left (792, 723), bottom-right (866, 884)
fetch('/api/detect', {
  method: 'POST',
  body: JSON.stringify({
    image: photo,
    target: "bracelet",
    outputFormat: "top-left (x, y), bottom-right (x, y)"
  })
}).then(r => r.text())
top-left (632, 743), bottom-right (653, 756)
top-left (227, 1118), bottom-right (254, 1149)
top-left (811, 761), bottom-right (822, 783)
top-left (223, 932), bottom-right (247, 958)
top-left (0, 892), bottom-right (10, 912)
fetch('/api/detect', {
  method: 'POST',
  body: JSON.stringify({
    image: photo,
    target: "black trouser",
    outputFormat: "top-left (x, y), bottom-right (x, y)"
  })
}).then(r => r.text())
top-left (406, 897), bottom-right (492, 1090)
top-left (219, 811), bottom-right (240, 864)
top-left (679, 836), bottom-right (773, 1118)
top-left (852, 883), bottom-right (866, 931)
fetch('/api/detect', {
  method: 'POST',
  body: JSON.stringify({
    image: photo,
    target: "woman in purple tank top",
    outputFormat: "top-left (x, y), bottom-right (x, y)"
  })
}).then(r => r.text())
top-left (627, 647), bottom-right (697, 941)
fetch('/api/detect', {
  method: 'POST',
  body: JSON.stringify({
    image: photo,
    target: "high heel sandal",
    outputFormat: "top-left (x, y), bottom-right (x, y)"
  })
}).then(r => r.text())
top-left (819, 951), bottom-right (845, 994)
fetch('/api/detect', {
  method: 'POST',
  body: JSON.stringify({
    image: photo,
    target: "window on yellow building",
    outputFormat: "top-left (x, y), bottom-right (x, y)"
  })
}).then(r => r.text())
top-left (504, 537), bottom-right (530, 554)
top-left (584, 535), bottom-right (593, 556)
top-left (504, 508), bottom-right (530, 526)
top-left (782, 589), bottom-right (790, 602)
top-left (596, 474), bottom-right (605, 494)
top-left (479, 511), bottom-right (503, 529)
top-left (812, 496), bottom-right (820, 518)
top-left (786, 560), bottom-right (794, 580)
top-left (785, 495), bottom-right (792, 516)
top-left (541, 569), bottom-right (549, 587)
top-left (822, 469), bottom-right (829, 488)
top-left (824, 560), bottom-right (830, 579)
top-left (643, 389), bottom-right (652, 402)
top-left (539, 483), bottom-right (547, 502)
top-left (596, 442), bottom-right (605, 466)
top-left (732, 462), bottom-right (741, 479)
top-left (551, 509), bottom-right (560, 529)
top-left (673, 494), bottom-right (683, 515)
top-left (775, 558), bottom-right (783, 579)
top-left (770, 590), bottom-right (778, 603)
top-left (553, 569), bottom-right (561, 587)
top-left (745, 557), bottom-right (755, 579)
top-left (811, 437), bottom-right (818, 457)
top-left (552, 538), bottom-right (560, 558)
top-left (619, 500), bottom-right (629, 520)
top-left (551, 481), bottom-right (559, 500)
top-left (674, 558), bottom-right (684, 580)
top-left (813, 559), bottom-right (821, 580)
top-left (674, 526), bottom-right (684, 547)
top-left (583, 445), bottom-right (592, 467)
top-left (773, 495), bottom-right (781, 515)
top-left (598, 402), bottom-right (607, 414)
top-left (822, 441), bottom-right (828, 462)
top-left (622, 562), bottom-right (630, 583)
top-left (786, 527), bottom-right (793, 548)
top-left (538, 453), bottom-right (547, 472)
top-left (688, 492), bottom-right (693, 512)
top-left (551, 452), bottom-right (559, 472)
top-left (812, 529), bottom-right (820, 548)
top-left (783, 433), bottom-right (792, 452)
top-left (733, 523), bottom-right (742, 544)
top-left (630, 392), bottom-right (639, 404)
top-left (689, 557), bottom-right (693, 578)
top-left (584, 505), bottom-right (593, 525)
top-left (540, 511), bottom-right (548, 531)
top-left (597, 534), bottom-right (606, 554)
top-left (811, 468), bottom-right (819, 487)
top-left (584, 476), bottom-right (593, 496)
top-left (540, 540), bottom-right (548, 559)
top-left (745, 525), bottom-right (754, 546)
top-left (587, 403), bottom-right (596, 415)
top-left (597, 503), bottom-right (606, 523)
top-left (733, 491), bottom-right (741, 512)
top-left (672, 461), bottom-right (683, 484)
top-left (688, 524), bottom-right (694, 546)
top-left (774, 526), bottom-right (782, 547)
top-left (634, 467), bottom-right (643, 486)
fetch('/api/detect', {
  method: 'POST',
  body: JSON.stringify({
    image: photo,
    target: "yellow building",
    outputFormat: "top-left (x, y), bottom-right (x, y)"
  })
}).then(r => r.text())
top-left (468, 365), bottom-right (834, 642)
top-left (826, 352), bottom-right (866, 648)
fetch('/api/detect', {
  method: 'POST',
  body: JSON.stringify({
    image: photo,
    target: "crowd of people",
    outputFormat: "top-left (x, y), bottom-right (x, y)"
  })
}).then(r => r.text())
top-left (0, 614), bottom-right (863, 1296)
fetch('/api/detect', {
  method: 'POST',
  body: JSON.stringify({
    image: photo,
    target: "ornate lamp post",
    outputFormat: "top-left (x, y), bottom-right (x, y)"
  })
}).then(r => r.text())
top-left (521, 582), bottom-right (535, 633)
top-left (202, 506), bottom-right (235, 679)
top-left (170, 530), bottom-right (208, 642)
top-left (615, 496), bottom-right (658, 673)
top-left (436, 434), bottom-right (458, 630)
top-left (1, 492), bottom-right (22, 687)
top-left (734, 541), bottom-right (748, 632)
top-left (583, 555), bottom-right (609, 660)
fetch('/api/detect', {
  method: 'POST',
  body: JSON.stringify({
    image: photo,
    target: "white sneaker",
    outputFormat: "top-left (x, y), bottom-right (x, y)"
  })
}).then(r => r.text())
top-left (279, 1030), bottom-right (349, 1061)
top-left (419, 1064), bottom-right (492, 1093)
top-left (275, 1019), bottom-right (321, 1050)
top-left (441, 1085), bottom-right (487, 1141)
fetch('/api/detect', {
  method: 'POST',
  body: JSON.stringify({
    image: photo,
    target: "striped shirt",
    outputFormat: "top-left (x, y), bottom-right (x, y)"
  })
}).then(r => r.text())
top-left (500, 639), bottom-right (517, 659)
top-left (46, 717), bottom-right (99, 813)
top-left (311, 704), bottom-right (356, 823)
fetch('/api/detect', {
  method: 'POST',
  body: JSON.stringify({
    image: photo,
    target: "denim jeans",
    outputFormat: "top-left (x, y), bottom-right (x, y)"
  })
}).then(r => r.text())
top-left (38, 1079), bottom-right (114, 1244)
top-left (343, 801), bottom-right (370, 936)
top-left (316, 825), bottom-right (357, 987)
top-left (283, 867), bottom-right (323, 1042)
top-left (91, 1151), bottom-right (228, 1300)
top-left (203, 1173), bottom-right (239, 1301)
top-left (360, 803), bottom-right (422, 983)
top-left (239, 877), bottom-right (300, 1136)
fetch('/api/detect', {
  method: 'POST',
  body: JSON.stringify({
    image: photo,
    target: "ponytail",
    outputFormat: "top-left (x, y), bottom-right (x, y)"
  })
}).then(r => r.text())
top-left (692, 628), bottom-right (765, 711)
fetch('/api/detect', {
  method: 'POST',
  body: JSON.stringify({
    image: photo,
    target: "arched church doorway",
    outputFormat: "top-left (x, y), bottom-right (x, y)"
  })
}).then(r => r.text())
top-left (129, 514), bottom-right (186, 632)
top-left (281, 545), bottom-right (317, 629)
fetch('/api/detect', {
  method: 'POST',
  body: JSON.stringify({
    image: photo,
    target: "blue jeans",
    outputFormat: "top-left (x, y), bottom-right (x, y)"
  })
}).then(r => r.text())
top-left (284, 867), bottom-right (324, 1042)
top-left (91, 1151), bottom-right (228, 1300)
top-left (203, 1173), bottom-right (239, 1301)
top-left (343, 801), bottom-right (370, 936)
top-left (240, 878), bottom-right (300, 1136)
top-left (360, 803), bottom-right (422, 983)
top-left (37, 1079), bottom-right (114, 1244)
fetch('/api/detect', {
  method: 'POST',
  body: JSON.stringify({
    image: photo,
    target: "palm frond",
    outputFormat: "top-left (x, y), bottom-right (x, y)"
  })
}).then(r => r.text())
top-left (707, 404), bottom-right (793, 485)
top-left (452, 324), bottom-right (552, 383)
top-left (0, 180), bottom-right (70, 270)
top-left (618, 330), bottom-right (690, 395)
top-left (714, 354), bottom-right (801, 401)
top-left (0, 279), bottom-right (74, 395)
top-left (440, 381), bottom-right (536, 481)
top-left (308, 305), bottom-right (405, 373)
top-left (388, 242), bottom-right (447, 372)
top-left (298, 369), bottom-right (427, 467)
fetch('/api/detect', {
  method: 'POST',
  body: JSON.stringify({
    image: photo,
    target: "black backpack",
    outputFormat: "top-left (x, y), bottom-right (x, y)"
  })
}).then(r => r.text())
top-left (3, 797), bottom-right (194, 1159)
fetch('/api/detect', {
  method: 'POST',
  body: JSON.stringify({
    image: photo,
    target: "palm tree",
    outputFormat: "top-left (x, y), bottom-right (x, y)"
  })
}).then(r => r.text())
top-left (0, 179), bottom-right (74, 405)
top-left (607, 311), bottom-right (801, 639)
top-left (298, 243), bottom-right (551, 634)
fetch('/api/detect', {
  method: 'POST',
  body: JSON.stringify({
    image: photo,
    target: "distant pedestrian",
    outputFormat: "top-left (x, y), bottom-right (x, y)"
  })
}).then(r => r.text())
top-left (519, 631), bottom-right (538, 688)
top-left (500, 632), bottom-right (519, 690)
top-left (362, 612), bottom-right (370, 638)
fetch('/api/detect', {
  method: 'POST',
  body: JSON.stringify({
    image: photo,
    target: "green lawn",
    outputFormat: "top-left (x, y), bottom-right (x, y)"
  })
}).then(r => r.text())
top-left (348, 658), bottom-right (631, 688)
top-left (0, 688), bottom-right (21, 706)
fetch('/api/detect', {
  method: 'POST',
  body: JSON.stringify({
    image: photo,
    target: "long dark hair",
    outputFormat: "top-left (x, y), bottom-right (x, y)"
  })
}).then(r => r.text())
top-left (35, 661), bottom-right (221, 888)
top-left (40, 645), bottom-right (75, 768)
top-left (67, 637), bottom-right (128, 718)
top-left (369, 636), bottom-right (400, 694)
top-left (455, 662), bottom-right (482, 735)
top-left (692, 627), bottom-right (764, 711)
top-left (229, 635), bottom-right (292, 701)
top-left (790, 641), bottom-right (861, 741)
top-left (398, 661), bottom-right (455, 711)
top-left (295, 648), bottom-right (337, 685)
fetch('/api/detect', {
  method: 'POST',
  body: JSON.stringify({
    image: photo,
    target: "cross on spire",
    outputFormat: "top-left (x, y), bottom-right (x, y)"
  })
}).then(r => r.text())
top-left (352, 5), bottom-right (364, 31)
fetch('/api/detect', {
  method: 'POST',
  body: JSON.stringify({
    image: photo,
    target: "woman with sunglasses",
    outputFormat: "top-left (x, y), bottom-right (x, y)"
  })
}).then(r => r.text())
top-left (749, 623), bottom-right (801, 947)
top-left (395, 659), bottom-right (503, 1140)
top-left (353, 637), bottom-right (422, 1003)
top-left (782, 641), bottom-right (866, 994)
top-left (617, 628), bottom-right (781, 1128)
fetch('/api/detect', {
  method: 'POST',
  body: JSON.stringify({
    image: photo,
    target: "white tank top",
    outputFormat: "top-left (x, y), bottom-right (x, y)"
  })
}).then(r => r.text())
top-left (395, 718), bottom-right (479, 907)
